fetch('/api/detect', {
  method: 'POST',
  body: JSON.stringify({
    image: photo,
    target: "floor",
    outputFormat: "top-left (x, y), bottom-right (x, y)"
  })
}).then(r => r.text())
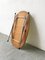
top-left (0, 33), bottom-right (45, 60)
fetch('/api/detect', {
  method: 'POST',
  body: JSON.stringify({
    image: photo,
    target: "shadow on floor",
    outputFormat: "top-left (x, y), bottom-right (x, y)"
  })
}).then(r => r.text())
top-left (22, 43), bottom-right (40, 51)
top-left (21, 43), bottom-right (45, 55)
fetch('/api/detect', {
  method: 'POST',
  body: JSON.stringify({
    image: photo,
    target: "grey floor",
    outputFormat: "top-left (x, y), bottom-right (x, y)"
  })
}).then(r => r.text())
top-left (0, 33), bottom-right (45, 60)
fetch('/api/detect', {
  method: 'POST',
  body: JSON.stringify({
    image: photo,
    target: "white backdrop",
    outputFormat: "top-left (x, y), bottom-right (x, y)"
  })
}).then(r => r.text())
top-left (0, 0), bottom-right (45, 50)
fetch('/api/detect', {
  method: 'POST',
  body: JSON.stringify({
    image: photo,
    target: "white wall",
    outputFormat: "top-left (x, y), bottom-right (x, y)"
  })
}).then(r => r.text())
top-left (0, 0), bottom-right (45, 50)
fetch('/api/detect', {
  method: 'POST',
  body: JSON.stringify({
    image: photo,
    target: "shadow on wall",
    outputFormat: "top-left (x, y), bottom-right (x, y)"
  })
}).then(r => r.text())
top-left (27, 14), bottom-right (40, 48)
